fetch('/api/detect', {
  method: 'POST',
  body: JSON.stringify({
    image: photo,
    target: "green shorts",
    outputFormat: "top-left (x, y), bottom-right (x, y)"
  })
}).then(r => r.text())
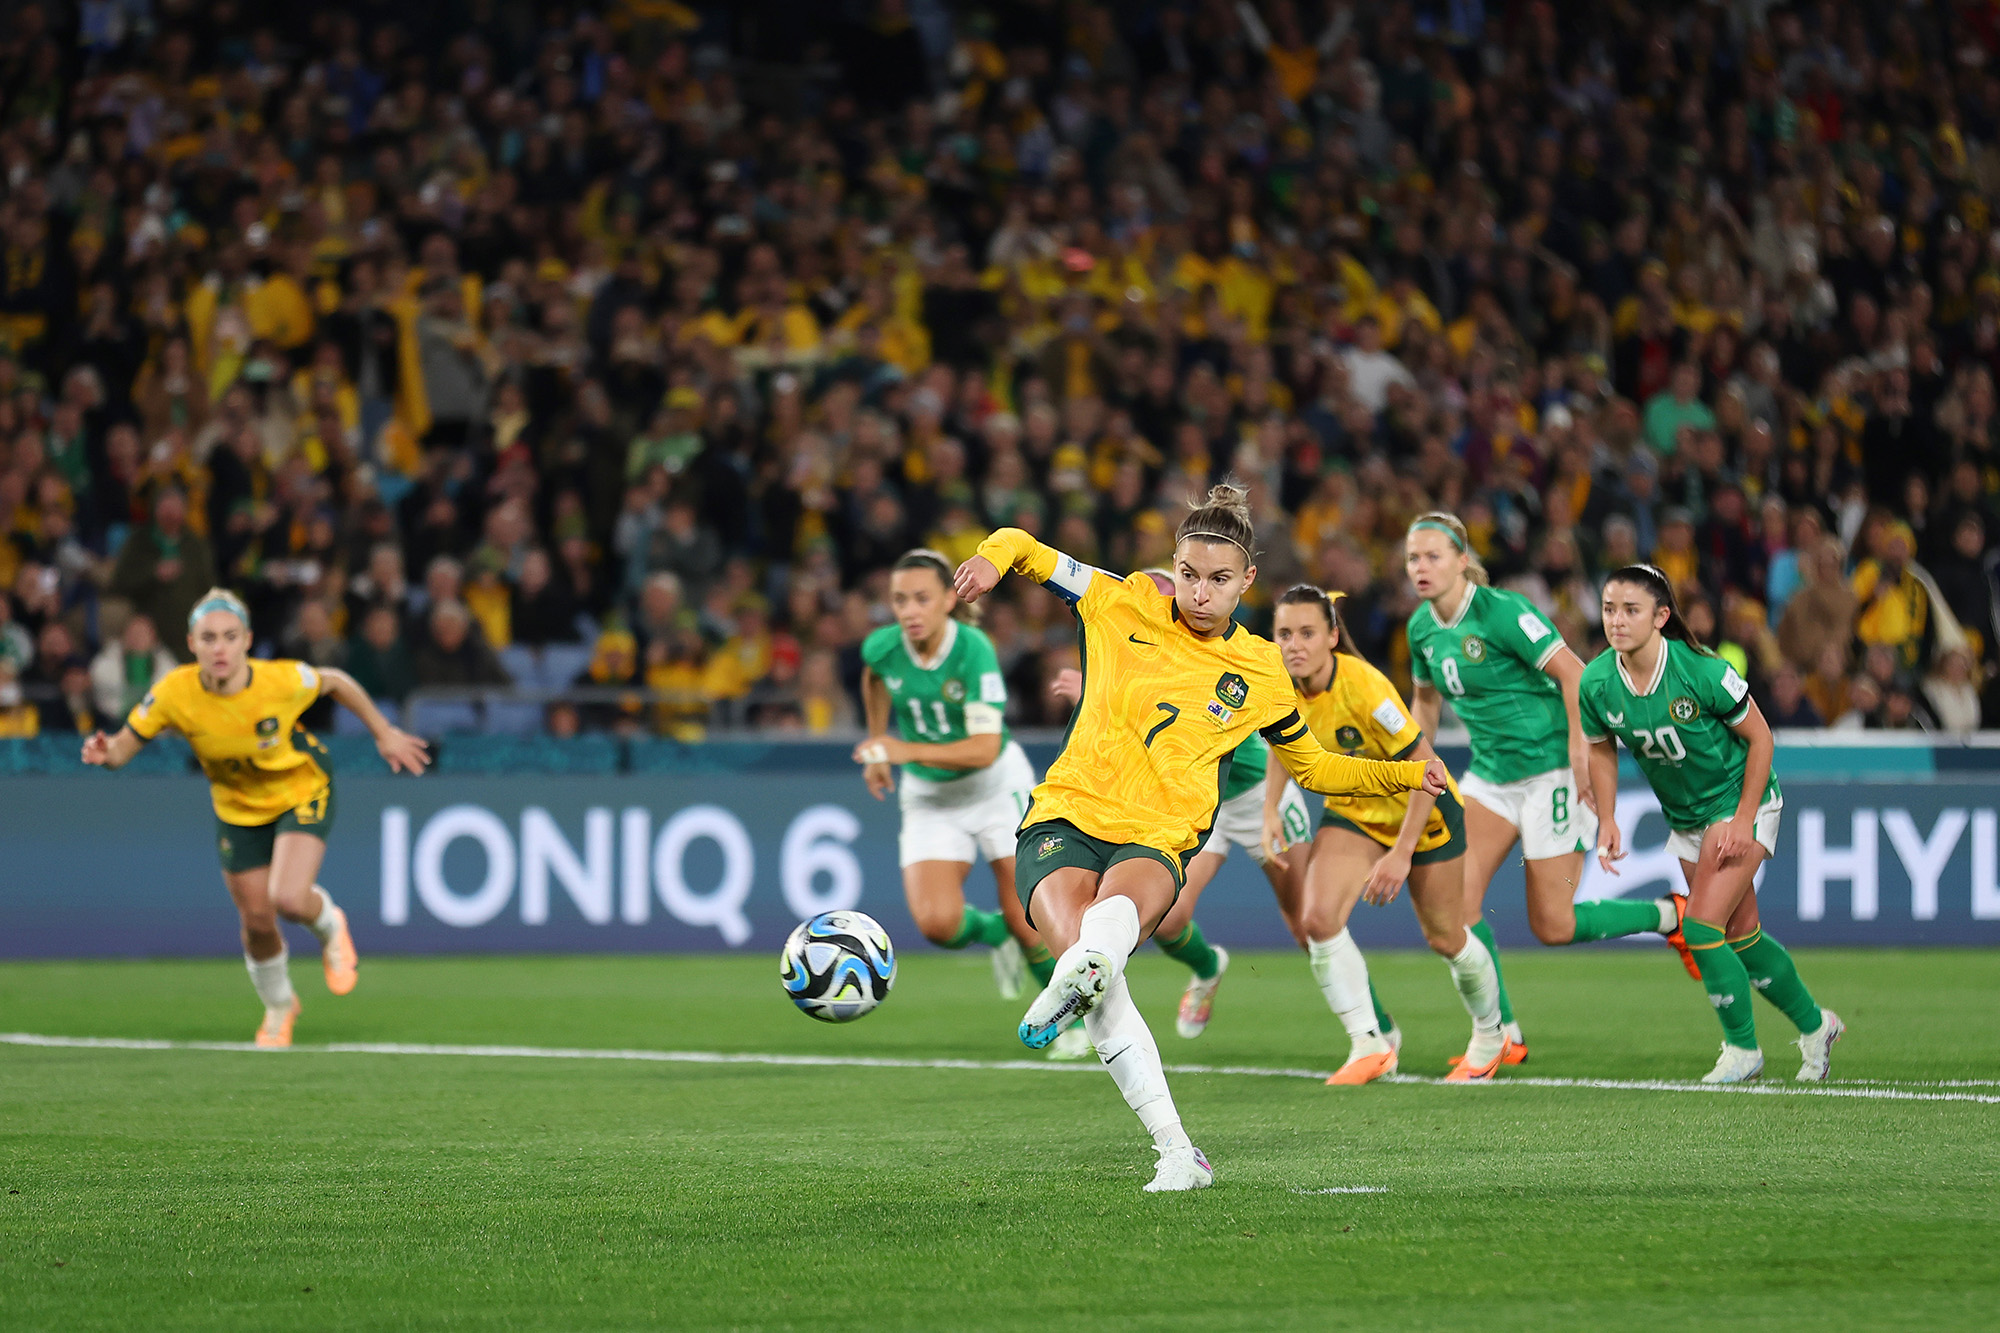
top-left (1014, 819), bottom-right (1193, 926)
top-left (1320, 789), bottom-right (1467, 866)
top-left (216, 780), bottom-right (336, 873)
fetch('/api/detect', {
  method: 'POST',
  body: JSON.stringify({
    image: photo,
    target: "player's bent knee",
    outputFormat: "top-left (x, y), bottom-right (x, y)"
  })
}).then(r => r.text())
top-left (1529, 913), bottom-right (1576, 946)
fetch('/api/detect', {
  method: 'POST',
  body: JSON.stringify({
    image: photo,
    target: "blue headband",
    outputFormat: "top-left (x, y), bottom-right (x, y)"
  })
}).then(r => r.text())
top-left (188, 593), bottom-right (250, 633)
top-left (1410, 519), bottom-right (1464, 551)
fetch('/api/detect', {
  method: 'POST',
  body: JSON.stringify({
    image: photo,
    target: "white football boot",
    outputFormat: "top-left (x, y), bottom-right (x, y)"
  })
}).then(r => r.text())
top-left (1018, 950), bottom-right (1111, 1048)
top-left (1143, 1143), bottom-right (1214, 1193)
top-left (1794, 1009), bottom-right (1845, 1082)
top-left (1174, 946), bottom-right (1229, 1039)
top-left (1700, 1043), bottom-right (1765, 1084)
top-left (991, 937), bottom-right (1027, 1001)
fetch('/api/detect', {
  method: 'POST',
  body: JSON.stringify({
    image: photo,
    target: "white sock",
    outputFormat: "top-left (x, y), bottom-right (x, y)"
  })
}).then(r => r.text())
top-left (1307, 930), bottom-right (1386, 1049)
top-left (1446, 931), bottom-right (1503, 1031)
top-left (1655, 897), bottom-right (1678, 933)
top-left (245, 947), bottom-right (295, 1012)
top-left (307, 887), bottom-right (340, 945)
top-left (1083, 975), bottom-right (1191, 1151)
top-left (1060, 896), bottom-right (1142, 985)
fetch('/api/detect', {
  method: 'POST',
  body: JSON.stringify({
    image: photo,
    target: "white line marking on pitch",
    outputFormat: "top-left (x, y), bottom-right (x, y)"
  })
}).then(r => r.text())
top-left (1291, 1187), bottom-right (1390, 1195)
top-left (3, 1033), bottom-right (1996, 1106)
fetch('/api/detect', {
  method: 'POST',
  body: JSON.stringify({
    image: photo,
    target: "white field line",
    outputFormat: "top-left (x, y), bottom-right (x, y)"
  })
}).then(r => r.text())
top-left (2, 1032), bottom-right (1996, 1106)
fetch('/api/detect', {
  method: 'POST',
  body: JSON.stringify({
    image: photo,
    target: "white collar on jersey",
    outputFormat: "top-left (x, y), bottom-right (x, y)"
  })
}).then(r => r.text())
top-left (902, 617), bottom-right (959, 672)
top-left (1616, 637), bottom-right (1671, 697)
top-left (1431, 581), bottom-right (1477, 630)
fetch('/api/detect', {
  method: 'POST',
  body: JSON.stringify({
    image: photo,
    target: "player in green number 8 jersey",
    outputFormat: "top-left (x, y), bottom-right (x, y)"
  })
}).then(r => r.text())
top-left (1405, 512), bottom-right (1695, 1063)
top-left (1584, 565), bottom-right (1844, 1083)
top-left (855, 550), bottom-right (1087, 1059)
top-left (1047, 568), bottom-right (1315, 1042)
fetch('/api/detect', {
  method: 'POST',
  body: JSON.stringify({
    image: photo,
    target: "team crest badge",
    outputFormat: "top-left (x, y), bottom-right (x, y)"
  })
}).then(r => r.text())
top-left (1335, 725), bottom-right (1364, 751)
top-left (942, 679), bottom-right (965, 702)
top-left (218, 836), bottom-right (232, 856)
top-left (1214, 672), bottom-right (1249, 709)
top-left (1036, 835), bottom-right (1064, 861)
top-left (256, 716), bottom-right (281, 749)
top-left (1670, 697), bottom-right (1699, 723)
top-left (1461, 636), bottom-right (1486, 662)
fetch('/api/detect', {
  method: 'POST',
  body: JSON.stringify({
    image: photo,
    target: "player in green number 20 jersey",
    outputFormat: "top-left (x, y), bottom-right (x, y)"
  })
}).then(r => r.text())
top-left (856, 552), bottom-right (1082, 1056)
top-left (1404, 514), bottom-right (1691, 1065)
top-left (1046, 567), bottom-right (1315, 1043)
top-left (1585, 565), bottom-right (1842, 1084)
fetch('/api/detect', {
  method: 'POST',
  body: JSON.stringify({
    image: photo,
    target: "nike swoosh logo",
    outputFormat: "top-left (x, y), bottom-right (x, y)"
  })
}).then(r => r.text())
top-left (1129, 634), bottom-right (1155, 646)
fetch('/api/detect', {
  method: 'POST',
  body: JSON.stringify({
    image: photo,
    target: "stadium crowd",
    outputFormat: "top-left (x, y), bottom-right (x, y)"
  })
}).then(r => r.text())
top-left (4, 0), bottom-right (2000, 741)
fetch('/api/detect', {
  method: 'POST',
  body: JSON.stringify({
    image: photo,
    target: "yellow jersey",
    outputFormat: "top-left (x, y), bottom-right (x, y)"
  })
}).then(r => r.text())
top-left (975, 529), bottom-right (1427, 857)
top-left (1296, 652), bottom-right (1462, 854)
top-left (127, 661), bottom-right (332, 826)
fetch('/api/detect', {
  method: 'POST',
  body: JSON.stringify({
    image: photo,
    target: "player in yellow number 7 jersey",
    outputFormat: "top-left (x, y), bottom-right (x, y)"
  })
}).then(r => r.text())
top-left (81, 588), bottom-right (430, 1047)
top-left (954, 483), bottom-right (1447, 1192)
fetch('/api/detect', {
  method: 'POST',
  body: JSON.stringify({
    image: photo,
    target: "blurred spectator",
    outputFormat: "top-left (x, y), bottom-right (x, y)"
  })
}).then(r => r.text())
top-left (1779, 540), bottom-right (1859, 673)
top-left (41, 658), bottom-right (102, 735)
top-left (1765, 665), bottom-right (1824, 730)
top-left (90, 614), bottom-right (175, 719)
top-left (109, 489), bottom-right (212, 661)
top-left (1925, 649), bottom-right (1984, 734)
top-left (0, 659), bottom-right (35, 737)
top-left (413, 601), bottom-right (509, 689)
top-left (512, 548), bottom-right (582, 647)
top-left (1852, 526), bottom-right (1936, 674)
top-left (346, 605), bottom-right (417, 707)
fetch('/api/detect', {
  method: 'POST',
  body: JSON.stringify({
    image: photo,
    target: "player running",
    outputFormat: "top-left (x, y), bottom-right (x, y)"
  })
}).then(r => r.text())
top-left (1405, 512), bottom-right (1691, 1063)
top-left (1585, 565), bottom-right (1844, 1083)
top-left (1047, 570), bottom-right (1314, 1042)
top-left (80, 588), bottom-right (429, 1046)
top-left (853, 550), bottom-right (1087, 1059)
top-left (1271, 585), bottom-right (1508, 1083)
top-left (954, 484), bottom-right (1447, 1191)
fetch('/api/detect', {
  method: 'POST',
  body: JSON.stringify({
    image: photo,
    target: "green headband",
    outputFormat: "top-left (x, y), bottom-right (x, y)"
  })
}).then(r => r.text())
top-left (1410, 519), bottom-right (1464, 551)
top-left (188, 593), bottom-right (250, 633)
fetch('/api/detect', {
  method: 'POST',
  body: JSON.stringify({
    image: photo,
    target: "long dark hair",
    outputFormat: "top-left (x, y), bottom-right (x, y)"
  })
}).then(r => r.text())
top-left (1275, 583), bottom-right (1356, 655)
top-left (1604, 564), bottom-right (1715, 656)
top-left (893, 548), bottom-right (980, 624)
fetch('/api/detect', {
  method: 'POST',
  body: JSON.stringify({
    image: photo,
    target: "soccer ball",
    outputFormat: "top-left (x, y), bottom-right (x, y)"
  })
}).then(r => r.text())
top-left (780, 910), bottom-right (896, 1022)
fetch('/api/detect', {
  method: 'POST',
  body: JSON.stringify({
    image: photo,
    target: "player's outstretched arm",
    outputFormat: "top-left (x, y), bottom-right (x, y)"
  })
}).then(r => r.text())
top-left (319, 667), bottom-right (430, 775)
top-left (81, 726), bottom-right (145, 770)
top-left (958, 528), bottom-right (1101, 609)
top-left (1265, 715), bottom-right (1442, 798)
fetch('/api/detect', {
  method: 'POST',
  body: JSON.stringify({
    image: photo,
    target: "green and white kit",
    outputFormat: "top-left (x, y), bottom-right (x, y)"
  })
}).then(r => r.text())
top-left (1195, 732), bottom-right (1311, 867)
top-left (1407, 583), bottom-right (1595, 858)
top-left (1579, 638), bottom-right (1783, 860)
top-left (861, 620), bottom-right (1037, 868)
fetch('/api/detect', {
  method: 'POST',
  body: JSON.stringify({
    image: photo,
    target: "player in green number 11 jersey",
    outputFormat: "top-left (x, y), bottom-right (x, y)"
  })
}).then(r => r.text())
top-left (855, 550), bottom-right (1086, 1059)
top-left (1583, 565), bottom-right (1844, 1083)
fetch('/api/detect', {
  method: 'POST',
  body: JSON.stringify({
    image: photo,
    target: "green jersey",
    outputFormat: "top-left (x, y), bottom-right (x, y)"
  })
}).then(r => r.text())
top-left (1577, 638), bottom-right (1780, 831)
top-left (1221, 732), bottom-right (1269, 801)
top-left (861, 620), bottom-right (1011, 784)
top-left (1406, 584), bottom-right (1569, 783)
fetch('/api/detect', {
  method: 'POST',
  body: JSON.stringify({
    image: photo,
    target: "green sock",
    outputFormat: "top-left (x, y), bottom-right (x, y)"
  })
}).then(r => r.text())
top-left (944, 904), bottom-right (1012, 950)
top-left (1571, 897), bottom-right (1666, 943)
top-left (1027, 943), bottom-right (1055, 987)
top-left (1370, 979), bottom-right (1396, 1035)
top-left (1731, 930), bottom-right (1823, 1035)
top-left (1470, 920), bottom-right (1514, 1026)
top-left (1686, 919), bottom-right (1758, 1049)
top-left (1156, 921), bottom-right (1221, 980)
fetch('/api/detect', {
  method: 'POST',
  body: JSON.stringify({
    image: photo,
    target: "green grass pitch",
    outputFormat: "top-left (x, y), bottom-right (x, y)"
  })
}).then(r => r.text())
top-left (3, 947), bottom-right (1997, 1331)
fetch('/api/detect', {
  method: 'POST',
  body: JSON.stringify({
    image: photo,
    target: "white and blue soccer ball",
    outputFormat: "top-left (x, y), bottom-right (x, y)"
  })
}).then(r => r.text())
top-left (780, 910), bottom-right (896, 1022)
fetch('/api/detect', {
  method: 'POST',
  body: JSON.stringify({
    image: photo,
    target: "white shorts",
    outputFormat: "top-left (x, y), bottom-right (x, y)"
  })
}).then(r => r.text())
top-left (1196, 780), bottom-right (1312, 867)
top-left (1666, 796), bottom-right (1783, 864)
top-left (1459, 766), bottom-right (1598, 861)
top-left (897, 741), bottom-right (1037, 868)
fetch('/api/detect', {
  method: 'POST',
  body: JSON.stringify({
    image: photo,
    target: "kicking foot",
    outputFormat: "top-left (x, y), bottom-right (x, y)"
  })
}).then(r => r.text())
top-left (991, 937), bottom-right (1027, 1001)
top-left (322, 905), bottom-right (359, 996)
top-left (1175, 946), bottom-right (1229, 1039)
top-left (1018, 950), bottom-right (1110, 1049)
top-left (1794, 1008), bottom-right (1845, 1082)
top-left (1045, 1024), bottom-right (1094, 1061)
top-left (1143, 1143), bottom-right (1214, 1192)
top-left (255, 996), bottom-right (301, 1049)
top-left (1701, 1043), bottom-right (1765, 1084)
top-left (1661, 893), bottom-right (1700, 981)
top-left (1326, 1035), bottom-right (1398, 1086)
